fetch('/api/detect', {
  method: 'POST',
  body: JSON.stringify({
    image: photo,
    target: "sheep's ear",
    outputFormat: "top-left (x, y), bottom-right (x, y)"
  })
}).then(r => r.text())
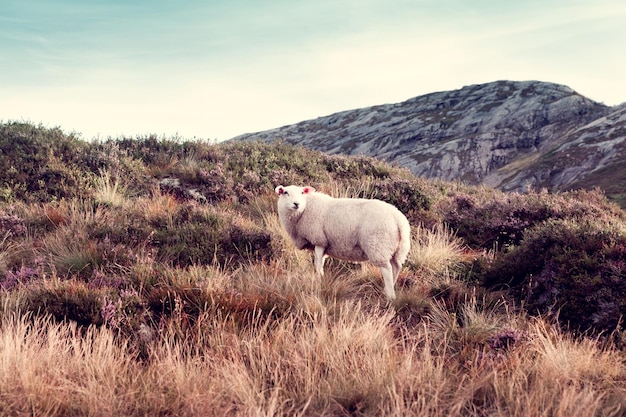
top-left (303, 186), bottom-right (315, 194)
top-left (275, 186), bottom-right (285, 195)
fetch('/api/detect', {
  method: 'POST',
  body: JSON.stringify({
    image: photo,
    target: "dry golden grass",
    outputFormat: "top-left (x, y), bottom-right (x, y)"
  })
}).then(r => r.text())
top-left (93, 170), bottom-right (128, 208)
top-left (408, 223), bottom-right (466, 276)
top-left (2, 293), bottom-right (624, 417)
top-left (0, 314), bottom-right (138, 416)
top-left (320, 177), bottom-right (378, 199)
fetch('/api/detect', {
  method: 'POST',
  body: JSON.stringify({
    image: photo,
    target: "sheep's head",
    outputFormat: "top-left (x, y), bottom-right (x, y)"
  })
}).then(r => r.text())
top-left (275, 185), bottom-right (315, 214)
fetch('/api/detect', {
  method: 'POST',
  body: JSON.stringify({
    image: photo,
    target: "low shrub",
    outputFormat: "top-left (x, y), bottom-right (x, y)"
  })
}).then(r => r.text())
top-left (24, 279), bottom-right (109, 326)
top-left (323, 153), bottom-right (392, 179)
top-left (100, 288), bottom-right (147, 336)
top-left (153, 204), bottom-right (274, 268)
top-left (0, 122), bottom-right (92, 202)
top-left (481, 219), bottom-right (626, 333)
top-left (442, 188), bottom-right (625, 250)
top-left (372, 178), bottom-right (432, 222)
top-left (147, 284), bottom-right (292, 331)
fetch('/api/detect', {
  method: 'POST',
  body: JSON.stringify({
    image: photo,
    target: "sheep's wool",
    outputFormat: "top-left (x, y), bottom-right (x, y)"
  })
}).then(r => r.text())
top-left (275, 185), bottom-right (410, 300)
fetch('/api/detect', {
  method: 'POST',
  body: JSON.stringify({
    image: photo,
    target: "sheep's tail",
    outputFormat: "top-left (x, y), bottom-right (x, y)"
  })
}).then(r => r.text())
top-left (394, 217), bottom-right (411, 266)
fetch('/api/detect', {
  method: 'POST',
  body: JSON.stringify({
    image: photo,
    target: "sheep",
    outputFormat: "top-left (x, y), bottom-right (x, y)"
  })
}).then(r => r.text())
top-left (274, 185), bottom-right (411, 300)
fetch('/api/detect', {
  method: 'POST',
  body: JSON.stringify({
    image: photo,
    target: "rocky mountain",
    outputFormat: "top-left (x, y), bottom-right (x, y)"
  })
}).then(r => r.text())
top-left (231, 80), bottom-right (626, 207)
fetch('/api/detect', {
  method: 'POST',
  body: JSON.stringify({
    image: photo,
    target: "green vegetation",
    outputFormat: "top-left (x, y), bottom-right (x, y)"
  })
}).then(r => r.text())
top-left (1, 121), bottom-right (626, 416)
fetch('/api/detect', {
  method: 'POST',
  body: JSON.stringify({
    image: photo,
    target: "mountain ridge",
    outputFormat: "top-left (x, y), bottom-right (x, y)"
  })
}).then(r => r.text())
top-left (232, 80), bottom-right (626, 206)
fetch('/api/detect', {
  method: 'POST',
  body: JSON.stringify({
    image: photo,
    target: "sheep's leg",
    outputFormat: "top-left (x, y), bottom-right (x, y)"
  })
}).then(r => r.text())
top-left (391, 257), bottom-right (402, 284)
top-left (314, 246), bottom-right (326, 276)
top-left (379, 263), bottom-right (396, 300)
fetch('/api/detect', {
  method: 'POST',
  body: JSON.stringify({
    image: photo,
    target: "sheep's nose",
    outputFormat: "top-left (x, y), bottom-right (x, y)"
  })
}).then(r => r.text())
top-left (292, 202), bottom-right (299, 209)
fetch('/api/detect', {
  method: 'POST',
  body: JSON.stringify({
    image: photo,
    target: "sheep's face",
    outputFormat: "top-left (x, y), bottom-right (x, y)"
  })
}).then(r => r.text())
top-left (275, 185), bottom-right (315, 214)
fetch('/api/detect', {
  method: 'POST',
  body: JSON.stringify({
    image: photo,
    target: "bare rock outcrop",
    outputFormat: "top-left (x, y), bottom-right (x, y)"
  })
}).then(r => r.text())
top-left (232, 81), bottom-right (626, 205)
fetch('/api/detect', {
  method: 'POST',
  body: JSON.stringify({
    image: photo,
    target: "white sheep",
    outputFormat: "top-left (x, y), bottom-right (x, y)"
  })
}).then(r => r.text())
top-left (275, 185), bottom-right (411, 300)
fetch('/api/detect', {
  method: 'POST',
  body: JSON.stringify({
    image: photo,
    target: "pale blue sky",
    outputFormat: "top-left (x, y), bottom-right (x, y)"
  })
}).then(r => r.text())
top-left (1, 0), bottom-right (625, 141)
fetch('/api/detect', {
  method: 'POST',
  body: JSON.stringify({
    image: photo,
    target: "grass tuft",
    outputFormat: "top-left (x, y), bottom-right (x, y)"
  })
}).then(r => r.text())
top-left (93, 170), bottom-right (128, 207)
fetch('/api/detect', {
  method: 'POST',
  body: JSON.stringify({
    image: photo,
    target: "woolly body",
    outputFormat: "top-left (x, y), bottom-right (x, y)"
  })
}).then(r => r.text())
top-left (275, 185), bottom-right (411, 299)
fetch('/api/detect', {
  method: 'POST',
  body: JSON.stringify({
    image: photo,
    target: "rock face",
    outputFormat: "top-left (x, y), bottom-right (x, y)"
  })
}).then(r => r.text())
top-left (231, 81), bottom-right (626, 205)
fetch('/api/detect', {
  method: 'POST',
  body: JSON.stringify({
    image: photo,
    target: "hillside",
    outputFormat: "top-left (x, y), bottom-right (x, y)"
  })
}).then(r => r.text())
top-left (232, 80), bottom-right (626, 207)
top-left (0, 122), bottom-right (625, 415)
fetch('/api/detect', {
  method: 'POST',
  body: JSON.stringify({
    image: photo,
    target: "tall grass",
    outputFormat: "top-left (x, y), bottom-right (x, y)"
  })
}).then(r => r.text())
top-left (93, 170), bottom-right (127, 207)
top-left (408, 223), bottom-right (466, 276)
top-left (1, 300), bottom-right (624, 416)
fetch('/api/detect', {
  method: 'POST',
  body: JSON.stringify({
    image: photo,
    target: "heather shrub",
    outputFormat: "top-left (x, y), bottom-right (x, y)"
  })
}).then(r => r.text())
top-left (154, 210), bottom-right (223, 266)
top-left (146, 285), bottom-right (211, 329)
top-left (157, 141), bottom-right (328, 204)
top-left (112, 134), bottom-right (205, 169)
top-left (481, 218), bottom-right (626, 333)
top-left (0, 122), bottom-right (92, 202)
top-left (371, 178), bottom-right (432, 222)
top-left (1, 256), bottom-right (45, 290)
top-left (216, 141), bottom-right (329, 183)
top-left (442, 188), bottom-right (625, 250)
top-left (323, 153), bottom-right (392, 179)
top-left (146, 281), bottom-right (292, 334)
top-left (0, 209), bottom-right (30, 277)
top-left (152, 203), bottom-right (273, 268)
top-left (36, 201), bottom-right (141, 279)
top-left (99, 288), bottom-right (148, 336)
top-left (0, 123), bottom-right (166, 203)
top-left (154, 141), bottom-right (419, 206)
top-left (80, 196), bottom-right (273, 270)
top-left (216, 142), bottom-right (394, 184)
top-left (80, 141), bottom-right (154, 198)
top-left (0, 210), bottom-right (27, 237)
top-left (24, 279), bottom-right (109, 326)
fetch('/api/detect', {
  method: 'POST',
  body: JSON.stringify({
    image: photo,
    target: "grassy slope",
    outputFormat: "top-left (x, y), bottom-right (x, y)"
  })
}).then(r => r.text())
top-left (0, 122), bottom-right (625, 416)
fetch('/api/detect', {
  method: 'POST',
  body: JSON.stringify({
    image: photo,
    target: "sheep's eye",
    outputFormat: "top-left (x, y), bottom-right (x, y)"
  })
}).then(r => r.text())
top-left (283, 191), bottom-right (289, 196)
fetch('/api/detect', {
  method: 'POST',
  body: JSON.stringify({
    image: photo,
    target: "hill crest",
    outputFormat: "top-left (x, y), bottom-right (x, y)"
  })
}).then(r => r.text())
top-left (232, 80), bottom-right (626, 206)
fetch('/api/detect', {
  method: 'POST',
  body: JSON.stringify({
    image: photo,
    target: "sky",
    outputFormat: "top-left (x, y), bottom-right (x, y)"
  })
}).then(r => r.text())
top-left (1, 0), bottom-right (625, 142)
